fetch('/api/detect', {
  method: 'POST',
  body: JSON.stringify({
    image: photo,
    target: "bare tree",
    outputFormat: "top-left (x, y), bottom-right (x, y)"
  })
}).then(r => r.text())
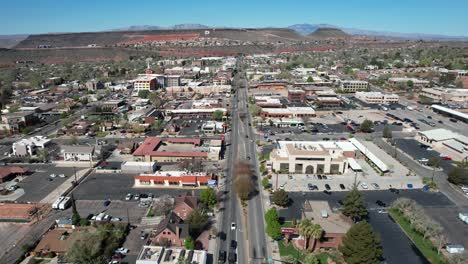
top-left (234, 162), bottom-right (255, 201)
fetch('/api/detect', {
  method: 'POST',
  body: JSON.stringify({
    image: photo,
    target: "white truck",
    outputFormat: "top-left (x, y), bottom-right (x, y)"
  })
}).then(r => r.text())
top-left (458, 213), bottom-right (468, 224)
top-left (58, 197), bottom-right (71, 210)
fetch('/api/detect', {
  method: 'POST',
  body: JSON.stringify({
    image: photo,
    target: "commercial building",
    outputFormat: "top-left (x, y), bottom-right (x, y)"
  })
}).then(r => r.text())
top-left (388, 77), bottom-right (430, 88)
top-left (339, 80), bottom-right (369, 92)
top-left (254, 96), bottom-right (283, 108)
top-left (166, 75), bottom-right (181, 87)
top-left (270, 141), bottom-right (356, 174)
top-left (315, 90), bottom-right (342, 107)
top-left (261, 107), bottom-right (316, 119)
top-left (349, 138), bottom-right (389, 173)
top-left (134, 76), bottom-right (157, 91)
top-left (420, 88), bottom-right (468, 106)
top-left (61, 145), bottom-right (95, 162)
top-left (165, 108), bottom-right (227, 119)
top-left (201, 121), bottom-right (225, 134)
top-left (12, 136), bottom-right (51, 156)
top-left (134, 171), bottom-right (214, 188)
top-left (288, 89), bottom-right (306, 103)
top-left (355, 92), bottom-right (399, 104)
top-left (0, 166), bottom-right (28, 183)
top-left (295, 200), bottom-right (352, 250)
top-left (0, 111), bottom-right (37, 133)
top-left (417, 128), bottom-right (468, 156)
top-left (136, 246), bottom-right (207, 264)
top-left (133, 137), bottom-right (221, 162)
top-left (0, 203), bottom-right (39, 222)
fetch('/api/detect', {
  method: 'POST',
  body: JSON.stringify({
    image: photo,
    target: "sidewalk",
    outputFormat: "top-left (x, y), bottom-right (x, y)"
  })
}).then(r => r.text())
top-left (40, 168), bottom-right (91, 204)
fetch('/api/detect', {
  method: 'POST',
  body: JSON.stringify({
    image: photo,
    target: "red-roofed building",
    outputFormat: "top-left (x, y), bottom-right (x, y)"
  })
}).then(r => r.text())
top-left (133, 137), bottom-right (220, 162)
top-left (134, 171), bottom-right (214, 188)
top-left (173, 194), bottom-right (198, 220)
top-left (0, 166), bottom-right (28, 183)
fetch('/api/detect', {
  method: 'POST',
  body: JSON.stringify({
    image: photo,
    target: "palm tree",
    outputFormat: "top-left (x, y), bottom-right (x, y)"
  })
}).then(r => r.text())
top-left (298, 218), bottom-right (313, 250)
top-left (309, 223), bottom-right (323, 251)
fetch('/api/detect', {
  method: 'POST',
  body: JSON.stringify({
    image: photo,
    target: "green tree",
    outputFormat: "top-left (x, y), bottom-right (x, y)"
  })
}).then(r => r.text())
top-left (407, 80), bottom-right (414, 88)
top-left (265, 208), bottom-right (281, 240)
top-left (212, 110), bottom-right (224, 121)
top-left (138, 89), bottom-right (150, 99)
top-left (303, 254), bottom-right (320, 264)
top-left (71, 194), bottom-right (81, 225)
top-left (184, 236), bottom-right (195, 250)
top-left (199, 188), bottom-right (217, 208)
top-left (186, 209), bottom-right (209, 237)
top-left (448, 167), bottom-right (468, 185)
top-left (342, 185), bottom-right (368, 222)
top-left (36, 148), bottom-right (49, 163)
top-left (360, 119), bottom-right (374, 133)
top-left (306, 76), bottom-right (314, 83)
top-left (261, 177), bottom-right (270, 189)
top-left (271, 189), bottom-right (289, 207)
top-left (339, 221), bottom-right (383, 264)
top-left (382, 125), bottom-right (392, 139)
top-left (249, 104), bottom-right (262, 117)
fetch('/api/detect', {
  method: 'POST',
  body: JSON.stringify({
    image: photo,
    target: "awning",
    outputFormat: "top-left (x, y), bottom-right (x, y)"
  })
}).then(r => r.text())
top-left (347, 158), bottom-right (362, 171)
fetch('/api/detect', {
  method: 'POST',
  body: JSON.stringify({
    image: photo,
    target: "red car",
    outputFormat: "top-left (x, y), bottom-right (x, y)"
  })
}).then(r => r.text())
top-left (442, 157), bottom-right (452, 161)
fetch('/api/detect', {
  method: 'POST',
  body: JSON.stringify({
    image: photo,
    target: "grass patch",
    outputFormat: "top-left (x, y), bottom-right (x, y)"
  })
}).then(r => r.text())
top-left (95, 131), bottom-right (108, 138)
top-left (277, 240), bottom-right (329, 264)
top-left (146, 207), bottom-right (155, 217)
top-left (278, 240), bottom-right (306, 261)
top-left (389, 208), bottom-right (445, 264)
top-left (280, 221), bottom-right (294, 228)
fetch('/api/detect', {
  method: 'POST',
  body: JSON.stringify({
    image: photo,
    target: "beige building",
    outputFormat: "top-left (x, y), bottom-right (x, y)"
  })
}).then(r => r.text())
top-left (340, 80), bottom-right (369, 92)
top-left (270, 141), bottom-right (356, 174)
top-left (420, 87), bottom-right (468, 105)
top-left (355, 91), bottom-right (399, 104)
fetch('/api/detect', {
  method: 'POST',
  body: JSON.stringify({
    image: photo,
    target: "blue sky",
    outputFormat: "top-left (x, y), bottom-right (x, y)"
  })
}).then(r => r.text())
top-left (2, 0), bottom-right (468, 36)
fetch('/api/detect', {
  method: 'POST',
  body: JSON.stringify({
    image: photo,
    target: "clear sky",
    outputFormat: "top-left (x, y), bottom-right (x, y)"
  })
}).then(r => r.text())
top-left (2, 0), bottom-right (468, 36)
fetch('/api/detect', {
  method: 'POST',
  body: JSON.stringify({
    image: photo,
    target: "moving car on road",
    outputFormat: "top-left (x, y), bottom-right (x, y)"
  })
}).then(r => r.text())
top-left (230, 222), bottom-right (236, 230)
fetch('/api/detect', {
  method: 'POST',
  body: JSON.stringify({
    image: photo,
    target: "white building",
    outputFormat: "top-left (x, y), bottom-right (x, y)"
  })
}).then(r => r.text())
top-left (417, 128), bottom-right (468, 156)
top-left (388, 77), bottom-right (430, 87)
top-left (12, 136), bottom-right (51, 156)
top-left (420, 87), bottom-right (468, 106)
top-left (355, 92), bottom-right (399, 104)
top-left (201, 121), bottom-right (225, 134)
top-left (136, 246), bottom-right (207, 264)
top-left (270, 141), bottom-right (357, 174)
top-left (61, 145), bottom-right (95, 162)
top-left (340, 80), bottom-right (369, 92)
top-left (261, 107), bottom-right (316, 118)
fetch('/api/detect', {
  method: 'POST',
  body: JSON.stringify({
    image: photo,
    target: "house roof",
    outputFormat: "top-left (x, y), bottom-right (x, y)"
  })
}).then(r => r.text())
top-left (153, 212), bottom-right (189, 239)
top-left (175, 195), bottom-right (198, 211)
top-left (0, 166), bottom-right (28, 180)
top-left (132, 137), bottom-right (207, 158)
top-left (34, 228), bottom-right (85, 255)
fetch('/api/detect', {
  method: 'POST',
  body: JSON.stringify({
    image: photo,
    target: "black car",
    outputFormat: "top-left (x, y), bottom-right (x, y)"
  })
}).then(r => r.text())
top-left (376, 200), bottom-right (386, 207)
top-left (438, 120), bottom-right (443, 124)
top-left (218, 231), bottom-right (226, 240)
top-left (228, 252), bottom-right (237, 263)
top-left (325, 184), bottom-right (331, 190)
top-left (230, 240), bottom-right (237, 250)
top-left (339, 184), bottom-right (345, 190)
top-left (389, 188), bottom-right (400, 194)
top-left (317, 175), bottom-right (323, 180)
top-left (323, 190), bottom-right (332, 195)
top-left (245, 135), bottom-right (248, 138)
top-left (218, 251), bottom-right (227, 263)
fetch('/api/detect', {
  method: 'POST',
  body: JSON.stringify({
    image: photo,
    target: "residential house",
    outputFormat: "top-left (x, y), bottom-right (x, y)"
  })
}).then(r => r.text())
top-left (151, 212), bottom-right (188, 247)
top-left (61, 145), bottom-right (95, 161)
top-left (173, 194), bottom-right (198, 220)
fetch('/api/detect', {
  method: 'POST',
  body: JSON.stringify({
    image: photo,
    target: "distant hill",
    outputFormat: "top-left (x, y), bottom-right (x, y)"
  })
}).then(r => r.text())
top-left (308, 28), bottom-right (349, 39)
top-left (110, 24), bottom-right (210, 31)
top-left (14, 28), bottom-right (307, 49)
top-left (288, 23), bottom-right (468, 41)
top-left (0, 34), bottom-right (28, 48)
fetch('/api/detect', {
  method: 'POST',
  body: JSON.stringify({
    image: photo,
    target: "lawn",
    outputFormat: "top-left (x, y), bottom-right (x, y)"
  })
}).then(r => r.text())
top-left (389, 208), bottom-right (445, 264)
top-left (277, 240), bottom-right (329, 264)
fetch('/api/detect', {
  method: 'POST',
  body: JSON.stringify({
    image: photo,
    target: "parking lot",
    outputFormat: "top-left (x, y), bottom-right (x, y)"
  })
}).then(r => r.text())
top-left (75, 200), bottom-right (148, 224)
top-left (72, 172), bottom-right (201, 200)
top-left (425, 206), bottom-right (468, 252)
top-left (13, 165), bottom-right (76, 203)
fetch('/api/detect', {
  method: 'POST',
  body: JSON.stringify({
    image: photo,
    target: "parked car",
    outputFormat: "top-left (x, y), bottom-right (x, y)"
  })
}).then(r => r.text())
top-left (360, 182), bottom-right (368, 189)
top-left (140, 231), bottom-right (147, 240)
top-left (58, 174), bottom-right (66, 178)
top-left (371, 183), bottom-right (380, 189)
top-left (103, 199), bottom-right (111, 207)
top-left (125, 193), bottom-right (133, 201)
top-left (325, 184), bottom-right (331, 190)
top-left (317, 175), bottom-right (323, 180)
top-left (134, 193), bottom-right (140, 200)
top-left (376, 200), bottom-right (386, 207)
top-left (389, 188), bottom-right (400, 194)
top-left (115, 248), bottom-right (129, 254)
top-left (49, 174), bottom-right (56, 178)
top-left (218, 250), bottom-right (227, 263)
top-left (339, 184), bottom-right (345, 190)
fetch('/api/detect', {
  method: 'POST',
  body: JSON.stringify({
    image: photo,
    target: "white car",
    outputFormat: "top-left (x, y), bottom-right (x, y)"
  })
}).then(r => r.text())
top-left (111, 217), bottom-right (122, 222)
top-left (231, 222), bottom-right (236, 230)
top-left (125, 193), bottom-right (133, 201)
top-left (115, 247), bottom-right (129, 254)
top-left (49, 174), bottom-right (56, 178)
top-left (58, 174), bottom-right (66, 178)
top-left (360, 182), bottom-right (368, 189)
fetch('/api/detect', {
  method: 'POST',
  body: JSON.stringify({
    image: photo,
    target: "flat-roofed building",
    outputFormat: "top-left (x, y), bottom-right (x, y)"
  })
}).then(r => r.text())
top-left (134, 76), bottom-right (157, 91)
top-left (417, 128), bottom-right (468, 157)
top-left (12, 136), bottom-right (51, 156)
top-left (136, 245), bottom-right (207, 264)
top-left (288, 89), bottom-right (306, 103)
top-left (340, 80), bottom-right (368, 92)
top-left (355, 91), bottom-right (399, 104)
top-left (431, 105), bottom-right (468, 123)
top-left (135, 171), bottom-right (214, 188)
top-left (261, 107), bottom-right (316, 119)
top-left (270, 141), bottom-right (356, 174)
top-left (388, 77), bottom-right (430, 88)
top-left (420, 87), bottom-right (468, 105)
